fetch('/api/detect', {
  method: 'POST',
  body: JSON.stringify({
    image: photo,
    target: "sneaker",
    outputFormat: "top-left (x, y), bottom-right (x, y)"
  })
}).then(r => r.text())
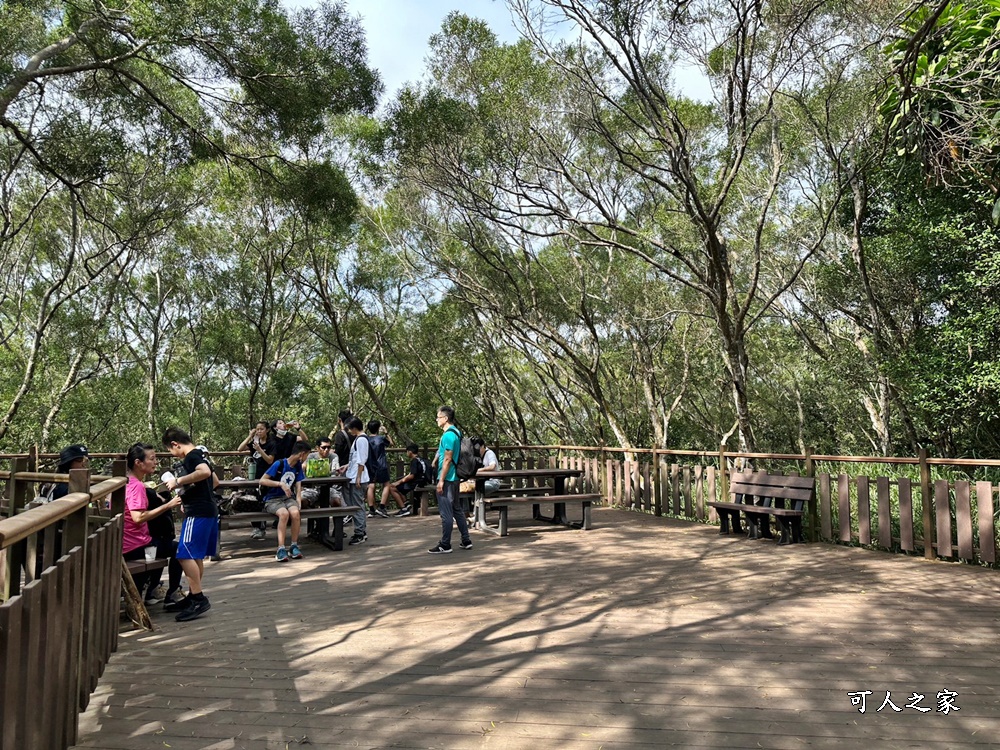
top-left (275, 546), bottom-right (289, 562)
top-left (459, 539), bottom-right (473, 550)
top-left (175, 596), bottom-right (211, 622)
top-left (343, 515), bottom-right (354, 526)
top-left (144, 584), bottom-right (167, 604)
top-left (374, 505), bottom-right (390, 518)
top-left (250, 528), bottom-right (266, 541)
top-left (428, 544), bottom-right (453, 554)
top-left (163, 593), bottom-right (190, 613)
top-left (366, 509), bottom-right (375, 518)
top-left (349, 533), bottom-right (367, 546)
top-left (394, 506), bottom-right (413, 517)
top-left (289, 542), bottom-right (302, 559)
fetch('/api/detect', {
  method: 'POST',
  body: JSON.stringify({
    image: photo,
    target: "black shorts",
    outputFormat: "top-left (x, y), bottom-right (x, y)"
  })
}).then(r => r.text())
top-left (397, 481), bottom-right (416, 494)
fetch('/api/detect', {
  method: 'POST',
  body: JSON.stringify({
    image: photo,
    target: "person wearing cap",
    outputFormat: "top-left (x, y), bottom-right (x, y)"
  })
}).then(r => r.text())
top-left (46, 444), bottom-right (90, 502)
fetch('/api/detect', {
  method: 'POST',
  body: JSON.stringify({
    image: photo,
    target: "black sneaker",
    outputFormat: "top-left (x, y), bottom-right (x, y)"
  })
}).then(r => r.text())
top-left (343, 515), bottom-right (354, 526)
top-left (163, 594), bottom-right (190, 612)
top-left (366, 509), bottom-right (375, 518)
top-left (428, 544), bottom-right (452, 554)
top-left (374, 506), bottom-right (390, 518)
top-left (394, 506), bottom-right (412, 517)
top-left (175, 596), bottom-right (211, 622)
top-left (459, 539), bottom-right (473, 550)
top-left (348, 533), bottom-right (367, 546)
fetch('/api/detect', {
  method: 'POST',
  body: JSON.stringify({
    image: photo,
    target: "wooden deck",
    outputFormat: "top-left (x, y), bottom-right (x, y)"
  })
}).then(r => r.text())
top-left (72, 507), bottom-right (1000, 749)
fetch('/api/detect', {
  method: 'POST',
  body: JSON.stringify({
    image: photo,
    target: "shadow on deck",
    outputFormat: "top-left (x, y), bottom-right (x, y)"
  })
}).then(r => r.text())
top-left (72, 506), bottom-right (1000, 749)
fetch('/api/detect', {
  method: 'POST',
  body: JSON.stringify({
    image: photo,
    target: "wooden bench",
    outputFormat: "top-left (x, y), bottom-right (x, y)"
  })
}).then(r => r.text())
top-left (124, 557), bottom-right (169, 576)
top-left (482, 493), bottom-right (602, 537)
top-left (706, 471), bottom-right (813, 545)
top-left (221, 506), bottom-right (357, 551)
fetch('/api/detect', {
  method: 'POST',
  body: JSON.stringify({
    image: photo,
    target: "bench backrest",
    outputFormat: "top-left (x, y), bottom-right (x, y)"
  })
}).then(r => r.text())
top-left (729, 471), bottom-right (813, 510)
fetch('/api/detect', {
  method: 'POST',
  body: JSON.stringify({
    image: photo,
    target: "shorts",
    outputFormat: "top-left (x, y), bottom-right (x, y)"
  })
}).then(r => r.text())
top-left (373, 468), bottom-right (390, 484)
top-left (265, 497), bottom-right (299, 515)
top-left (176, 517), bottom-right (219, 560)
top-left (396, 481), bottom-right (416, 494)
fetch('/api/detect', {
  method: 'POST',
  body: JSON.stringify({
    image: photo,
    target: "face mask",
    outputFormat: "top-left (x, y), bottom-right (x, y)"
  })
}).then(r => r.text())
top-left (276, 429), bottom-right (288, 437)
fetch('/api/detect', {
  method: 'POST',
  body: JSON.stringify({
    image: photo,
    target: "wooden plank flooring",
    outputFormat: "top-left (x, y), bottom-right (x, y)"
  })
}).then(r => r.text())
top-left (72, 507), bottom-right (1000, 749)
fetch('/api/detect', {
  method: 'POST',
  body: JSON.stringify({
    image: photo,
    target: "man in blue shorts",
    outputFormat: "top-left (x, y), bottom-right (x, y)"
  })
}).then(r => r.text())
top-left (162, 427), bottom-right (218, 622)
top-left (259, 440), bottom-right (310, 562)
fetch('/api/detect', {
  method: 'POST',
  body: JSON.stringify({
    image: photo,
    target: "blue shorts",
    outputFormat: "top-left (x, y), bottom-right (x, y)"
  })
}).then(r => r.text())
top-left (176, 516), bottom-right (219, 560)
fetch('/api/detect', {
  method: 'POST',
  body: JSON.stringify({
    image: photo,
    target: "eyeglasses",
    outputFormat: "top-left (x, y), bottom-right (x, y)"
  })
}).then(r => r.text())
top-left (318, 445), bottom-right (331, 450)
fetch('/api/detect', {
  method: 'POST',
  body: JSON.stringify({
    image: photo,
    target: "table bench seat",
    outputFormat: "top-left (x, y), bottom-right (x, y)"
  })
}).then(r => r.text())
top-left (221, 506), bottom-right (357, 551)
top-left (124, 558), bottom-right (169, 576)
top-left (483, 493), bottom-right (601, 536)
top-left (706, 471), bottom-right (813, 545)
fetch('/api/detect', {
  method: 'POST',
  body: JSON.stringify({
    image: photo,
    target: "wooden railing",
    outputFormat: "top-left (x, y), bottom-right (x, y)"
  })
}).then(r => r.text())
top-left (3, 443), bottom-right (997, 566)
top-left (482, 445), bottom-right (999, 566)
top-left (0, 467), bottom-right (127, 750)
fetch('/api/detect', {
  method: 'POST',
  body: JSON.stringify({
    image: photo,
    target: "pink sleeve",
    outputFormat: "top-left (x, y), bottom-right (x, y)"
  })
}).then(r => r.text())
top-left (125, 480), bottom-right (149, 512)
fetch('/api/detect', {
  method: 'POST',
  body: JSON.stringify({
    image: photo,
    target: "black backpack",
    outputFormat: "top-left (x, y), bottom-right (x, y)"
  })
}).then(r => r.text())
top-left (449, 427), bottom-right (480, 480)
top-left (365, 434), bottom-right (390, 482)
top-left (415, 456), bottom-right (433, 485)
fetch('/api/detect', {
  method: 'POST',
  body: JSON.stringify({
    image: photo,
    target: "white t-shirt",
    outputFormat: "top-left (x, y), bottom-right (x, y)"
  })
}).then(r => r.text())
top-left (482, 449), bottom-right (498, 472)
top-left (347, 434), bottom-right (370, 482)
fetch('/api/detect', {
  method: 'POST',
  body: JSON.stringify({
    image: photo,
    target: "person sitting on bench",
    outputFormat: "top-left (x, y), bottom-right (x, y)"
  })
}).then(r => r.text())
top-left (259, 440), bottom-right (311, 562)
top-left (123, 442), bottom-right (181, 604)
top-left (384, 443), bottom-right (430, 517)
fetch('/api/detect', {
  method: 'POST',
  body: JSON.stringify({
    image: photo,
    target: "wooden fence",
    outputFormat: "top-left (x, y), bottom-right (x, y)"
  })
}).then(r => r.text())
top-left (0, 466), bottom-right (127, 750)
top-left (477, 445), bottom-right (999, 566)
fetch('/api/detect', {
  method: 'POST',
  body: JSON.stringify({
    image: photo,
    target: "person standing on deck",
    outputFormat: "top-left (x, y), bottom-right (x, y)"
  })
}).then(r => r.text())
top-left (428, 406), bottom-right (472, 554)
top-left (343, 417), bottom-right (370, 546)
top-left (162, 427), bottom-right (217, 622)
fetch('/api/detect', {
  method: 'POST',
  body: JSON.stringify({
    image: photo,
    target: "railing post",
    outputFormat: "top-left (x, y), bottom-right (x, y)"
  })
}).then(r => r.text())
top-left (3, 457), bottom-right (30, 600)
top-left (919, 448), bottom-right (934, 560)
top-left (719, 444), bottom-right (729, 501)
top-left (63, 469), bottom-right (91, 552)
top-left (110, 460), bottom-right (128, 516)
top-left (805, 446), bottom-right (816, 542)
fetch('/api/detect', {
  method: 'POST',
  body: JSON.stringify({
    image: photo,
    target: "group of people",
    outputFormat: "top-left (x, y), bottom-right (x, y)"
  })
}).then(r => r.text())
top-left (122, 429), bottom-right (219, 623)
top-left (46, 404), bottom-right (495, 626)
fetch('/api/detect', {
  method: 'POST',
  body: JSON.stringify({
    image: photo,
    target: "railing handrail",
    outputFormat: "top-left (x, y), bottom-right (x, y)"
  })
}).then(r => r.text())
top-left (0, 477), bottom-right (126, 548)
top-left (1, 445), bottom-right (998, 469)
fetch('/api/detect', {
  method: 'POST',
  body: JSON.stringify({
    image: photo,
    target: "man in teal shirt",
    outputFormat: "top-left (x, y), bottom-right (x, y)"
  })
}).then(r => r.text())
top-left (428, 405), bottom-right (472, 553)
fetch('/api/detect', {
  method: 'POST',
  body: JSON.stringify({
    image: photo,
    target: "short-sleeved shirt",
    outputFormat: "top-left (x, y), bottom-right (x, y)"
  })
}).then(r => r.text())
top-left (179, 447), bottom-right (217, 518)
top-left (248, 438), bottom-right (276, 480)
top-left (438, 426), bottom-right (460, 482)
top-left (123, 476), bottom-right (153, 553)
top-left (482, 448), bottom-right (498, 472)
top-left (333, 428), bottom-right (352, 466)
top-left (262, 459), bottom-right (304, 503)
top-left (273, 432), bottom-right (297, 461)
top-left (347, 434), bottom-right (370, 482)
top-left (408, 457), bottom-right (424, 483)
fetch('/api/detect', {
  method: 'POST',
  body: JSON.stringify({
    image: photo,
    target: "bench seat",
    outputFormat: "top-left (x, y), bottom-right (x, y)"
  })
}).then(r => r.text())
top-left (221, 506), bottom-right (357, 551)
top-left (482, 493), bottom-right (601, 536)
top-left (124, 558), bottom-right (169, 575)
top-left (706, 471), bottom-right (813, 545)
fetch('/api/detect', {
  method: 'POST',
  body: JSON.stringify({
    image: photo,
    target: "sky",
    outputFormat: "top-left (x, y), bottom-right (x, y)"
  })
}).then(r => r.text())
top-left (339, 0), bottom-right (522, 103)
top-left (288, 0), bottom-right (710, 107)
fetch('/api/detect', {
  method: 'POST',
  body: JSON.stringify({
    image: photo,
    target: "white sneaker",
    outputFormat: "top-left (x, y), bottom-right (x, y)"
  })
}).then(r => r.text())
top-left (250, 528), bottom-right (266, 540)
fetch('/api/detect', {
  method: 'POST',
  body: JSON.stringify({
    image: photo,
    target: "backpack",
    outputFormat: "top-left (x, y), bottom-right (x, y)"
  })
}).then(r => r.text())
top-left (449, 426), bottom-right (480, 480)
top-left (365, 434), bottom-right (390, 483)
top-left (415, 456), bottom-right (432, 485)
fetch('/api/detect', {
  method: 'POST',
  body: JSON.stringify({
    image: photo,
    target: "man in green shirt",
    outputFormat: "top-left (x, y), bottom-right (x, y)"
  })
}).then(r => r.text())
top-left (428, 405), bottom-right (472, 553)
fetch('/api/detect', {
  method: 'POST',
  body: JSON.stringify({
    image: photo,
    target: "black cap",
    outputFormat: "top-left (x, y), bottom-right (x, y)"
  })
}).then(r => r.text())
top-left (58, 444), bottom-right (89, 469)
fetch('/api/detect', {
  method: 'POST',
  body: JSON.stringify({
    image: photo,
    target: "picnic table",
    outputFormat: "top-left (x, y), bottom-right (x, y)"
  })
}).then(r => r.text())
top-left (471, 468), bottom-right (600, 536)
top-left (216, 475), bottom-right (354, 551)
